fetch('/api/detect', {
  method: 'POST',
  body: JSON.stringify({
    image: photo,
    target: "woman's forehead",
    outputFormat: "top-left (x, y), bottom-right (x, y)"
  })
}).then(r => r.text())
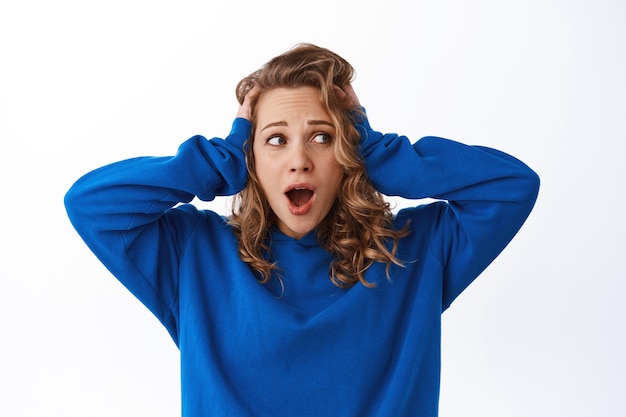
top-left (255, 87), bottom-right (330, 126)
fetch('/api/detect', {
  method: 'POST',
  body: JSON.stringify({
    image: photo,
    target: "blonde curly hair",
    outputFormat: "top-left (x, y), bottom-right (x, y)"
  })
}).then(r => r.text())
top-left (229, 43), bottom-right (409, 289)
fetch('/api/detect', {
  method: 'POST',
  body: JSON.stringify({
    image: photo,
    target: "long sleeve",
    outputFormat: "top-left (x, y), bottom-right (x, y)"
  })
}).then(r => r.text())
top-left (64, 118), bottom-right (251, 342)
top-left (357, 113), bottom-right (540, 309)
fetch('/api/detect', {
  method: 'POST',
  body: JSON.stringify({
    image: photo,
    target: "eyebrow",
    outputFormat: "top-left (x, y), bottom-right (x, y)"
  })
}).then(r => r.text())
top-left (260, 120), bottom-right (335, 132)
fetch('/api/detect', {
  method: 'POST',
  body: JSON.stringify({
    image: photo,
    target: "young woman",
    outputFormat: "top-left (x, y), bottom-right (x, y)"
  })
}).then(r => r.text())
top-left (65, 43), bottom-right (539, 416)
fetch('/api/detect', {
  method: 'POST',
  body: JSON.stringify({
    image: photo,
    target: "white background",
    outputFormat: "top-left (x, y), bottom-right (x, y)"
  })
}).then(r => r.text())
top-left (1, 0), bottom-right (625, 415)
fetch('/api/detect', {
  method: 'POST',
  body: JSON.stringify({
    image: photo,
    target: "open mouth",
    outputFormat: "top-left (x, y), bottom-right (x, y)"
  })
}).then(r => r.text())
top-left (285, 187), bottom-right (314, 208)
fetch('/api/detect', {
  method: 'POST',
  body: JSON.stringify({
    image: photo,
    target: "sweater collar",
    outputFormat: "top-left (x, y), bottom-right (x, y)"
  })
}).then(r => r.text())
top-left (270, 227), bottom-right (320, 248)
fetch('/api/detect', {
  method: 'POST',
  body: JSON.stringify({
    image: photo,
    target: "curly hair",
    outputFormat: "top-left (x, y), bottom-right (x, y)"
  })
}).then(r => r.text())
top-left (229, 43), bottom-right (409, 289)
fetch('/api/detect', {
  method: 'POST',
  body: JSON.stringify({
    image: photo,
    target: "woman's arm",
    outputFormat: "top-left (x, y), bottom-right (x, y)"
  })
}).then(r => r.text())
top-left (346, 86), bottom-right (540, 308)
top-left (64, 118), bottom-right (251, 341)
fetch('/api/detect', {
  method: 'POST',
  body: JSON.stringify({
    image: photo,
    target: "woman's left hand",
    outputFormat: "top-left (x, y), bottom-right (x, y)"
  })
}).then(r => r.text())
top-left (334, 83), bottom-right (361, 107)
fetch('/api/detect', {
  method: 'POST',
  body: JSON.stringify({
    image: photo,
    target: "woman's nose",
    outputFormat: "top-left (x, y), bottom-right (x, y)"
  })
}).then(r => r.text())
top-left (289, 144), bottom-right (312, 172)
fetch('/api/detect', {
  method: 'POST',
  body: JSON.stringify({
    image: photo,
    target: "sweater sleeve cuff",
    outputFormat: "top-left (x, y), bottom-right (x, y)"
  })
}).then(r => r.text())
top-left (226, 118), bottom-right (252, 149)
top-left (355, 107), bottom-right (385, 157)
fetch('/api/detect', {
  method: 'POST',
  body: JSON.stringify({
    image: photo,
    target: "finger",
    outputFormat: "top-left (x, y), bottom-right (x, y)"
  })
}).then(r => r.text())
top-left (334, 83), bottom-right (360, 106)
top-left (236, 85), bottom-right (260, 120)
top-left (244, 85), bottom-right (260, 102)
top-left (333, 84), bottom-right (347, 98)
top-left (342, 84), bottom-right (360, 106)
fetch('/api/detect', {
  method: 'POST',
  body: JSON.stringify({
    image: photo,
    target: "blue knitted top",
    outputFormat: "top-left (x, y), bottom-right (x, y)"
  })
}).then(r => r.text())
top-left (65, 115), bottom-right (539, 416)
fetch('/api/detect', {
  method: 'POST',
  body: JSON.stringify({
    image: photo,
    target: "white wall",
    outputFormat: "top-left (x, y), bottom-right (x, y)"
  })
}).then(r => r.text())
top-left (1, 0), bottom-right (624, 415)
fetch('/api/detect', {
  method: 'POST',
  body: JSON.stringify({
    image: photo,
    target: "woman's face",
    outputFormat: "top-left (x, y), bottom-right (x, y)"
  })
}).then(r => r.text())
top-left (253, 86), bottom-right (344, 239)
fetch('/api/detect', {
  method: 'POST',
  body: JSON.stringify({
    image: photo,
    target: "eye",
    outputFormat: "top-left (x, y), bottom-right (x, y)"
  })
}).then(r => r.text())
top-left (312, 133), bottom-right (332, 144)
top-left (267, 135), bottom-right (286, 146)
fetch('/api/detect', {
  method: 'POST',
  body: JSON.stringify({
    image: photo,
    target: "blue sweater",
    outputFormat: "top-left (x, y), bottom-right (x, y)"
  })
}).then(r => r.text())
top-left (65, 115), bottom-right (539, 416)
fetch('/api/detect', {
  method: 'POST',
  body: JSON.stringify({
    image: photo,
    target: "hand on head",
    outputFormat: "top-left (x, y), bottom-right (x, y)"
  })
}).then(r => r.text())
top-left (236, 85), bottom-right (260, 121)
top-left (334, 83), bottom-right (360, 107)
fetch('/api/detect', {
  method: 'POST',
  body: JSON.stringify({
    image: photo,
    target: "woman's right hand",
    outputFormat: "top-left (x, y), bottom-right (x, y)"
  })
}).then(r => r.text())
top-left (236, 85), bottom-right (259, 121)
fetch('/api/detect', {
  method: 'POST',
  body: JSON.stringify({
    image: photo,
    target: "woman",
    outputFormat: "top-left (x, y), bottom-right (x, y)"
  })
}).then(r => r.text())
top-left (65, 43), bottom-right (539, 416)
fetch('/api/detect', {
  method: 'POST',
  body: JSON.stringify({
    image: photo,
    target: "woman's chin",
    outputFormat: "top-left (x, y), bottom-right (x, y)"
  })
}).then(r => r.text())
top-left (276, 220), bottom-right (316, 240)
